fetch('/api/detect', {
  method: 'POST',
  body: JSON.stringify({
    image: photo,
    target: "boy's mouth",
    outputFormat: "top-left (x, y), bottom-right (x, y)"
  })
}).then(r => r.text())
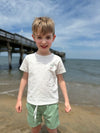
top-left (41, 45), bottom-right (48, 48)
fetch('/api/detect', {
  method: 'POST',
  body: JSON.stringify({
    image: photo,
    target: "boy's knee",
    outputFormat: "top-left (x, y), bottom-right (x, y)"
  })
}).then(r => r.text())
top-left (47, 128), bottom-right (57, 133)
top-left (31, 124), bottom-right (41, 133)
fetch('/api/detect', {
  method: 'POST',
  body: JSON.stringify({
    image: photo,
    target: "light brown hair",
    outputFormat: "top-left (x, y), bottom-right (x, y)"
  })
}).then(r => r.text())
top-left (32, 17), bottom-right (55, 35)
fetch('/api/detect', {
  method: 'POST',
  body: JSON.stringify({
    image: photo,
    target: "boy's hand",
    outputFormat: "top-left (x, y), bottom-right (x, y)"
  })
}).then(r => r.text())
top-left (65, 103), bottom-right (71, 113)
top-left (15, 100), bottom-right (22, 113)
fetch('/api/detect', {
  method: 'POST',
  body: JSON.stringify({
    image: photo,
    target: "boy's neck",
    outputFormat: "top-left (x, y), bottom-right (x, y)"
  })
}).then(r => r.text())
top-left (36, 50), bottom-right (51, 56)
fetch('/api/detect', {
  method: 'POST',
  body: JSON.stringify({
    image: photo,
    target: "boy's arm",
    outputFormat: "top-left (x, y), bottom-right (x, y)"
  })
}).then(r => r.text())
top-left (15, 72), bottom-right (28, 113)
top-left (57, 74), bottom-right (71, 113)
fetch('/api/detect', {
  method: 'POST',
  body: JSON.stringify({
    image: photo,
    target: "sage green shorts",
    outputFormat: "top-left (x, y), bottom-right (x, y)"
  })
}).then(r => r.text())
top-left (26, 103), bottom-right (60, 129)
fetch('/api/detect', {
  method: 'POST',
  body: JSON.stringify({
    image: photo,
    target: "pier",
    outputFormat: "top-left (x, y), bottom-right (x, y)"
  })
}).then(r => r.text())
top-left (0, 29), bottom-right (65, 70)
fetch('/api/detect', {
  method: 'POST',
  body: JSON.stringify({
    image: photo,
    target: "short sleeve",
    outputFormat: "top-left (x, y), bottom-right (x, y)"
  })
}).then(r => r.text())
top-left (19, 56), bottom-right (28, 72)
top-left (56, 58), bottom-right (66, 75)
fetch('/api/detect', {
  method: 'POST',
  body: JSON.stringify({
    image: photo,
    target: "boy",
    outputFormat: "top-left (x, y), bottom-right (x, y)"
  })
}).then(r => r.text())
top-left (15, 17), bottom-right (71, 133)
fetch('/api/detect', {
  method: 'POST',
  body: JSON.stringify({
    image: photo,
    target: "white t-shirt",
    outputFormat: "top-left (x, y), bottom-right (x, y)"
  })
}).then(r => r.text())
top-left (20, 52), bottom-right (66, 105)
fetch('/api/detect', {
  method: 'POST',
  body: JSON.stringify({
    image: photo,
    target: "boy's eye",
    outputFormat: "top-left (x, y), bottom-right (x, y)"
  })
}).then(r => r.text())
top-left (37, 36), bottom-right (42, 39)
top-left (46, 36), bottom-right (51, 40)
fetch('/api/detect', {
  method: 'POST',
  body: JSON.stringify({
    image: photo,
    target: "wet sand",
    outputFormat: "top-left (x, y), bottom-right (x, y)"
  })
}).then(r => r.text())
top-left (0, 95), bottom-right (100, 133)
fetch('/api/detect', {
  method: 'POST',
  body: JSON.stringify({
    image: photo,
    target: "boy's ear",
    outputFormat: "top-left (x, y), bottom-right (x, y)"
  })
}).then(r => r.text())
top-left (52, 34), bottom-right (56, 42)
top-left (32, 34), bottom-right (35, 41)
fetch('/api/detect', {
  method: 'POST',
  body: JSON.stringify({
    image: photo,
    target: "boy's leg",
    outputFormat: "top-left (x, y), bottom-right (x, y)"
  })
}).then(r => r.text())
top-left (26, 103), bottom-right (42, 132)
top-left (31, 124), bottom-right (41, 133)
top-left (47, 128), bottom-right (57, 133)
top-left (43, 104), bottom-right (60, 132)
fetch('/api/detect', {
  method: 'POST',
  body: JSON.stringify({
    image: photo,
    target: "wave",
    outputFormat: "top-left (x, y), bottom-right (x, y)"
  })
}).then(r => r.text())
top-left (0, 89), bottom-right (18, 95)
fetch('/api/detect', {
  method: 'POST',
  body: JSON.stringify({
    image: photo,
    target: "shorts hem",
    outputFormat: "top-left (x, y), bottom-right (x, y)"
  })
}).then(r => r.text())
top-left (45, 121), bottom-right (60, 129)
top-left (28, 122), bottom-right (42, 128)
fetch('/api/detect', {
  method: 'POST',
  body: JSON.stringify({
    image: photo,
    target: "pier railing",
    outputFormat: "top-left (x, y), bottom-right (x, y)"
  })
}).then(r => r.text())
top-left (0, 29), bottom-right (65, 69)
top-left (0, 29), bottom-right (36, 48)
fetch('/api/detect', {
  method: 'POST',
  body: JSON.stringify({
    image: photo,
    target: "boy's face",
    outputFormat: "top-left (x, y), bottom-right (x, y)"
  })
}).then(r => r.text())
top-left (32, 33), bottom-right (56, 54)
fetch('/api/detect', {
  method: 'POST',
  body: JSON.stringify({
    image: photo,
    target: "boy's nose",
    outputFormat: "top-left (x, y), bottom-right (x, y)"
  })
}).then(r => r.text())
top-left (41, 38), bottom-right (46, 43)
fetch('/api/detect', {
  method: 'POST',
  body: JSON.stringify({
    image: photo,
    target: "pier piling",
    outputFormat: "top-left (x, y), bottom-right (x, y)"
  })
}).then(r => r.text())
top-left (19, 45), bottom-right (24, 66)
top-left (7, 42), bottom-right (12, 70)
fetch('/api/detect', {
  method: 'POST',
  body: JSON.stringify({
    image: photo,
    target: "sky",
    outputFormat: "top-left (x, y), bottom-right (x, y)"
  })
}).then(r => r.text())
top-left (0, 0), bottom-right (100, 59)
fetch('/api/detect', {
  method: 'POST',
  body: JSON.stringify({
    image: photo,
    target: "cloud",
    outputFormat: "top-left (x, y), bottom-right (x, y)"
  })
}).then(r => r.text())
top-left (0, 0), bottom-right (59, 27)
top-left (0, 0), bottom-right (100, 59)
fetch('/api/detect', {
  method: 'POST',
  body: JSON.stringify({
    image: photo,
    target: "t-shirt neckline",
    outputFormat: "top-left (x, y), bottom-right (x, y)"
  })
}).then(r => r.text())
top-left (35, 52), bottom-right (53, 58)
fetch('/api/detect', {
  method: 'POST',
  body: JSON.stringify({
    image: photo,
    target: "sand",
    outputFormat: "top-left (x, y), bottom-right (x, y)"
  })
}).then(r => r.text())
top-left (0, 95), bottom-right (100, 133)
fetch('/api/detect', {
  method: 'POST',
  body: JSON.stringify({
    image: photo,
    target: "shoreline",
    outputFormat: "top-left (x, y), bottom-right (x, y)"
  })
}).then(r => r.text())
top-left (0, 80), bottom-right (100, 107)
top-left (0, 95), bottom-right (100, 133)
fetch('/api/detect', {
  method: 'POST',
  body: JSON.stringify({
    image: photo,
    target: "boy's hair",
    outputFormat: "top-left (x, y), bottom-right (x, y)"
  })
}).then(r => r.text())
top-left (32, 17), bottom-right (55, 36)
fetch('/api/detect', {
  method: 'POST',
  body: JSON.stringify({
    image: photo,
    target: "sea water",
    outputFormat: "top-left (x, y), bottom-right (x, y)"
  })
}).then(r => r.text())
top-left (0, 56), bottom-right (100, 106)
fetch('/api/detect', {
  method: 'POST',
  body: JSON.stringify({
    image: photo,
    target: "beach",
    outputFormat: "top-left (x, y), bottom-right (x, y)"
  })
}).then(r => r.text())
top-left (0, 57), bottom-right (100, 133)
top-left (0, 94), bottom-right (100, 133)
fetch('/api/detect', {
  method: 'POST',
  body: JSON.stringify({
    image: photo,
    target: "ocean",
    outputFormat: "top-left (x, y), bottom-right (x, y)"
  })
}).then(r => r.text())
top-left (0, 56), bottom-right (100, 106)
